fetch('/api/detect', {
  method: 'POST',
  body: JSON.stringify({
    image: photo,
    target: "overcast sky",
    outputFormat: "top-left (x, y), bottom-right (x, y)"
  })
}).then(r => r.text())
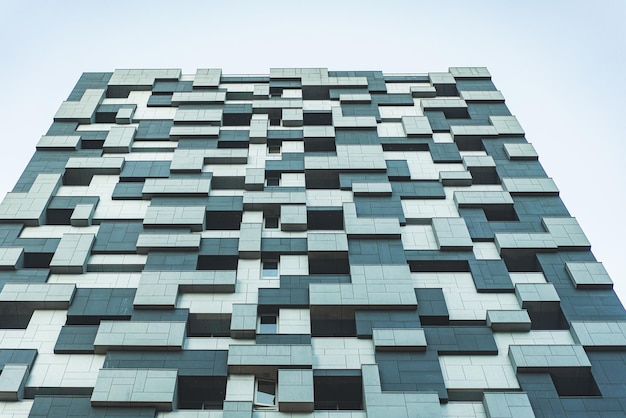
top-left (1, 1), bottom-right (625, 302)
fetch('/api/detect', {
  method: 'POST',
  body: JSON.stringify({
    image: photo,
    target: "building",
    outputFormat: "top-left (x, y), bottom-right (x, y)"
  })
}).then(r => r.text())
top-left (0, 67), bottom-right (624, 417)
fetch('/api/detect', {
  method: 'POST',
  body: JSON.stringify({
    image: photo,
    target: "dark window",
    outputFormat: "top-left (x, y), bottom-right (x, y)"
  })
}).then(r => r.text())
top-left (178, 376), bottom-right (226, 410)
top-left (187, 313), bottom-right (231, 337)
top-left (265, 216), bottom-right (279, 229)
top-left (266, 175), bottom-right (280, 187)
top-left (314, 375), bottom-right (363, 410)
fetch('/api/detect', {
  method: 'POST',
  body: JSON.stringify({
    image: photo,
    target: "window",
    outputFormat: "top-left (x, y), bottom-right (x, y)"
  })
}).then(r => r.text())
top-left (262, 260), bottom-right (279, 279)
top-left (268, 144), bottom-right (281, 154)
top-left (257, 314), bottom-right (278, 334)
top-left (314, 375), bottom-right (362, 410)
top-left (255, 379), bottom-right (277, 409)
top-left (265, 215), bottom-right (279, 229)
top-left (266, 174), bottom-right (280, 187)
top-left (178, 376), bottom-right (226, 410)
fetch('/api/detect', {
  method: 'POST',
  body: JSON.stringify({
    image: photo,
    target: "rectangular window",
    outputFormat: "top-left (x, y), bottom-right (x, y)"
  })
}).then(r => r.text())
top-left (314, 375), bottom-right (362, 410)
top-left (255, 378), bottom-right (277, 408)
top-left (257, 313), bottom-right (278, 334)
top-left (268, 144), bottom-right (281, 154)
top-left (262, 260), bottom-right (279, 279)
top-left (265, 215), bottom-right (279, 229)
top-left (266, 175), bottom-right (280, 187)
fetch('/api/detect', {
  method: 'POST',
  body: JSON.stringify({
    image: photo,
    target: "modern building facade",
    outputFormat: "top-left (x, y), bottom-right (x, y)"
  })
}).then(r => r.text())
top-left (0, 67), bottom-right (624, 417)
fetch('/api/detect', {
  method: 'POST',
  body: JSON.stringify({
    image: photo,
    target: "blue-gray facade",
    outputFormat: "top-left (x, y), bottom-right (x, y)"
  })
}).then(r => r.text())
top-left (0, 67), bottom-right (624, 417)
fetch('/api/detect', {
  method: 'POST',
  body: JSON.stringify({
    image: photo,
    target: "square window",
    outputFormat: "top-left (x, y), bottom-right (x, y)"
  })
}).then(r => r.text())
top-left (262, 261), bottom-right (279, 279)
top-left (265, 216), bottom-right (279, 229)
top-left (266, 175), bottom-right (280, 187)
top-left (258, 314), bottom-right (278, 334)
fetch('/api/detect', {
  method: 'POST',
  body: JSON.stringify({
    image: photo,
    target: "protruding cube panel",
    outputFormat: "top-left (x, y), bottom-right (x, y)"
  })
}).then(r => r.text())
top-left (362, 364), bottom-right (442, 418)
top-left (91, 368), bottom-right (178, 411)
top-left (421, 98), bottom-right (467, 118)
top-left (414, 288), bottom-right (449, 325)
top-left (143, 205), bottom-right (206, 231)
top-left (401, 116), bottom-right (433, 137)
top-left (174, 107), bottom-right (223, 124)
top-left (54, 88), bottom-right (105, 123)
top-left (310, 282), bottom-right (417, 310)
top-left (169, 125), bottom-right (220, 140)
top-left (136, 233), bottom-right (201, 254)
top-left (283, 108), bottom-right (303, 127)
top-left (245, 168), bottom-right (265, 191)
top-left (410, 84), bottom-right (437, 98)
top-left (93, 321), bottom-right (186, 354)
top-left (171, 91), bottom-right (226, 105)
top-left (428, 71), bottom-right (457, 95)
top-left (103, 126), bottom-right (136, 153)
top-left (494, 233), bottom-right (557, 253)
top-left (503, 143), bottom-right (538, 160)
top-left (49, 233), bottom-right (95, 274)
top-left (0, 173), bottom-right (61, 226)
top-left (570, 321), bottom-right (626, 350)
top-left (450, 66), bottom-right (491, 78)
top-left (508, 344), bottom-right (591, 372)
top-left (230, 304), bottom-right (258, 339)
top-left (142, 178), bottom-right (211, 198)
top-left (243, 191), bottom-right (307, 211)
top-left (64, 157), bottom-right (124, 185)
top-left (352, 182), bottom-right (393, 197)
top-left (489, 116), bottom-right (524, 135)
top-left (431, 217), bottom-right (472, 251)
top-left (343, 203), bottom-right (401, 239)
top-left (227, 344), bottom-right (313, 375)
top-left (515, 283), bottom-right (562, 329)
top-left (0, 247), bottom-right (24, 270)
top-left (373, 328), bottom-right (427, 351)
top-left (37, 135), bottom-right (81, 150)
top-left (70, 203), bottom-right (95, 227)
top-left (459, 90), bottom-right (505, 103)
top-left (502, 178), bottom-right (559, 196)
top-left (331, 107), bottom-right (377, 129)
top-left (515, 283), bottom-right (560, 306)
top-left (115, 107), bottom-right (135, 124)
top-left (281, 205), bottom-right (307, 231)
top-left (450, 125), bottom-right (498, 143)
top-left (223, 400), bottom-right (253, 418)
top-left (486, 310), bottom-right (532, 332)
top-left (277, 369), bottom-right (314, 412)
top-left (238, 222), bottom-right (262, 259)
top-left (134, 270), bottom-right (236, 309)
top-left (307, 231), bottom-right (348, 253)
top-left (565, 262), bottom-right (613, 289)
top-left (482, 392), bottom-right (535, 418)
top-left (454, 191), bottom-right (514, 207)
top-left (542, 217), bottom-right (591, 250)
top-left (0, 283), bottom-right (75, 309)
top-left (0, 364), bottom-right (29, 401)
top-left (439, 171), bottom-right (472, 186)
top-left (249, 115), bottom-right (268, 143)
top-left (193, 68), bottom-right (222, 88)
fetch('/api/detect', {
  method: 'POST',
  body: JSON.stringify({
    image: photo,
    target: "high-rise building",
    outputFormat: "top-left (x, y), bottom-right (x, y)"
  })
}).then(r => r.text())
top-left (0, 67), bottom-right (624, 417)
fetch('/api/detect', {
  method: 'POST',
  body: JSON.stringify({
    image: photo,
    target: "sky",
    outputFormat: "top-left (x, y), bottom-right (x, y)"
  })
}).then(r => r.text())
top-left (0, 1), bottom-right (625, 302)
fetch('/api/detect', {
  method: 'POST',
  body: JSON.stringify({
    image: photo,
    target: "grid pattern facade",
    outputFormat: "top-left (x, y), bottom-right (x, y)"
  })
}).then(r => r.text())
top-left (0, 67), bottom-right (624, 417)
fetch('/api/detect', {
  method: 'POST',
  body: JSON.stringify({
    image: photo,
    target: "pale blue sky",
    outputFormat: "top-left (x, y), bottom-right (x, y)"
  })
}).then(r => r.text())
top-left (1, 1), bottom-right (625, 301)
